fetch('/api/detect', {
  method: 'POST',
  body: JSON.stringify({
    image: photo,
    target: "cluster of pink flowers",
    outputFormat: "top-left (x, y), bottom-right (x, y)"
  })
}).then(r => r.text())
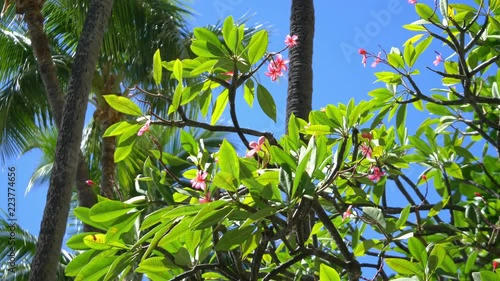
top-left (246, 136), bottom-right (266, 157)
top-left (265, 35), bottom-right (297, 82)
top-left (433, 52), bottom-right (444, 66)
top-left (343, 205), bottom-right (354, 221)
top-left (191, 170), bottom-right (213, 204)
top-left (408, 0), bottom-right (417, 4)
top-left (360, 131), bottom-right (373, 159)
top-left (285, 34), bottom-right (298, 47)
top-left (137, 120), bottom-right (151, 136)
top-left (359, 48), bottom-right (445, 68)
top-left (191, 170), bottom-right (208, 190)
top-left (368, 166), bottom-right (385, 182)
top-left (265, 54), bottom-right (289, 82)
top-left (358, 49), bottom-right (382, 68)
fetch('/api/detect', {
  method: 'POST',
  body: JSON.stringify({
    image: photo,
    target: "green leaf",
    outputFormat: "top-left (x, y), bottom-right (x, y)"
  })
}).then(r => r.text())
top-left (212, 171), bottom-right (238, 192)
top-left (149, 150), bottom-right (191, 167)
top-left (222, 16), bottom-right (235, 53)
top-left (388, 53), bottom-right (405, 68)
top-left (396, 204), bottom-right (411, 229)
top-left (82, 234), bottom-right (120, 250)
top-left (215, 226), bottom-right (255, 251)
top-left (404, 43), bottom-right (416, 67)
top-left (104, 252), bottom-right (134, 281)
top-left (193, 27), bottom-right (222, 47)
top-left (408, 237), bottom-right (426, 264)
top-left (158, 219), bottom-right (191, 247)
top-left (106, 212), bottom-right (141, 243)
top-left (211, 89), bottom-right (229, 125)
top-left (89, 201), bottom-right (136, 222)
top-left (180, 130), bottom-right (198, 155)
top-left (386, 258), bottom-right (422, 276)
top-left (247, 30), bottom-right (268, 64)
top-left (241, 231), bottom-right (262, 259)
top-left (257, 83), bottom-right (277, 122)
top-left (415, 3), bottom-right (440, 23)
top-left (270, 146), bottom-right (297, 171)
top-left (445, 162), bottom-right (463, 179)
top-left (65, 249), bottom-right (97, 277)
top-left (137, 257), bottom-right (174, 273)
top-left (191, 40), bottom-right (225, 58)
top-left (374, 71), bottom-right (401, 84)
top-left (464, 251), bottom-right (478, 274)
top-left (244, 79), bottom-right (255, 108)
top-left (168, 83), bottom-right (183, 115)
top-left (362, 207), bottom-right (386, 229)
top-left (319, 263), bottom-right (340, 281)
top-left (76, 255), bottom-right (118, 281)
top-left (354, 239), bottom-right (382, 257)
top-left (413, 37), bottom-right (433, 66)
top-left (73, 207), bottom-right (108, 231)
top-left (426, 103), bottom-right (453, 116)
top-left (409, 135), bottom-right (433, 155)
top-left (172, 59), bottom-right (183, 83)
top-left (194, 207), bottom-right (233, 230)
top-left (218, 139), bottom-right (240, 179)
top-left (396, 104), bottom-right (407, 142)
top-left (428, 244), bottom-right (446, 272)
top-left (479, 271), bottom-right (500, 281)
top-left (103, 121), bottom-right (141, 137)
top-left (114, 128), bottom-right (137, 162)
top-left (66, 232), bottom-right (100, 250)
top-left (103, 95), bottom-right (142, 116)
top-left (153, 49), bottom-right (162, 86)
top-left (190, 60), bottom-right (218, 76)
top-left (292, 147), bottom-right (313, 198)
top-left (429, 196), bottom-right (450, 217)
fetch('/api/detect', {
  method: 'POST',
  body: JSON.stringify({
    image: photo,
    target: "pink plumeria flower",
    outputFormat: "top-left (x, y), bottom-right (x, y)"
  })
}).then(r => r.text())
top-left (246, 136), bottom-right (266, 157)
top-left (285, 34), bottom-right (298, 47)
top-left (433, 52), bottom-right (444, 66)
top-left (343, 205), bottom-right (353, 221)
top-left (265, 63), bottom-right (283, 82)
top-left (408, 0), bottom-right (417, 4)
top-left (358, 48), bottom-right (368, 67)
top-left (368, 166), bottom-right (385, 182)
top-left (360, 143), bottom-right (372, 159)
top-left (493, 261), bottom-right (499, 271)
top-left (270, 54), bottom-right (289, 72)
top-left (191, 170), bottom-right (208, 190)
top-left (85, 180), bottom-right (95, 186)
top-left (137, 119), bottom-right (151, 136)
top-left (371, 52), bottom-right (382, 68)
top-left (199, 191), bottom-right (212, 204)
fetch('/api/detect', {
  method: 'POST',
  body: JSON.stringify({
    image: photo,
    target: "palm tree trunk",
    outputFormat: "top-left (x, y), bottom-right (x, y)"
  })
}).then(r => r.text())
top-left (286, 0), bottom-right (315, 129)
top-left (22, 1), bottom-right (98, 230)
top-left (28, 0), bottom-right (114, 279)
top-left (100, 103), bottom-right (119, 199)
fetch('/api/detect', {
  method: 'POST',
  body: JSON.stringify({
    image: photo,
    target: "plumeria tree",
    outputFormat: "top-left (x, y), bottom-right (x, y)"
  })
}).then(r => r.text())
top-left (64, 1), bottom-right (499, 280)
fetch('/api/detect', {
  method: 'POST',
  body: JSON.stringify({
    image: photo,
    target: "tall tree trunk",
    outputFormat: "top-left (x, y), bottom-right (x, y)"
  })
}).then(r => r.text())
top-left (20, 0), bottom-right (98, 232)
top-left (286, 0), bottom-right (315, 129)
top-left (28, 0), bottom-right (114, 279)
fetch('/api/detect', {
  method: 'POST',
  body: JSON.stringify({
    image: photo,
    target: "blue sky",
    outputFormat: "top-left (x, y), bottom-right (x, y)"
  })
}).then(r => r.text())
top-left (1, 0), bottom-right (446, 264)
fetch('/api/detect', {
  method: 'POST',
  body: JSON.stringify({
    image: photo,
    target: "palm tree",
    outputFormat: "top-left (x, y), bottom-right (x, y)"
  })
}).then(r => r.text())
top-left (0, 0), bottom-right (190, 279)
top-left (285, 0), bottom-right (315, 127)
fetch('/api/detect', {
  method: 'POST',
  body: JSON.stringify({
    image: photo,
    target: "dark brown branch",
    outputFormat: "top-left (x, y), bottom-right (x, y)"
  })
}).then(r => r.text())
top-left (311, 198), bottom-right (361, 280)
top-left (262, 252), bottom-right (308, 281)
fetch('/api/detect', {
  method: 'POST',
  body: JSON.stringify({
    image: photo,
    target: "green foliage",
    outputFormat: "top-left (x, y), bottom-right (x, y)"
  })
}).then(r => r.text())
top-left (66, 6), bottom-right (500, 280)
